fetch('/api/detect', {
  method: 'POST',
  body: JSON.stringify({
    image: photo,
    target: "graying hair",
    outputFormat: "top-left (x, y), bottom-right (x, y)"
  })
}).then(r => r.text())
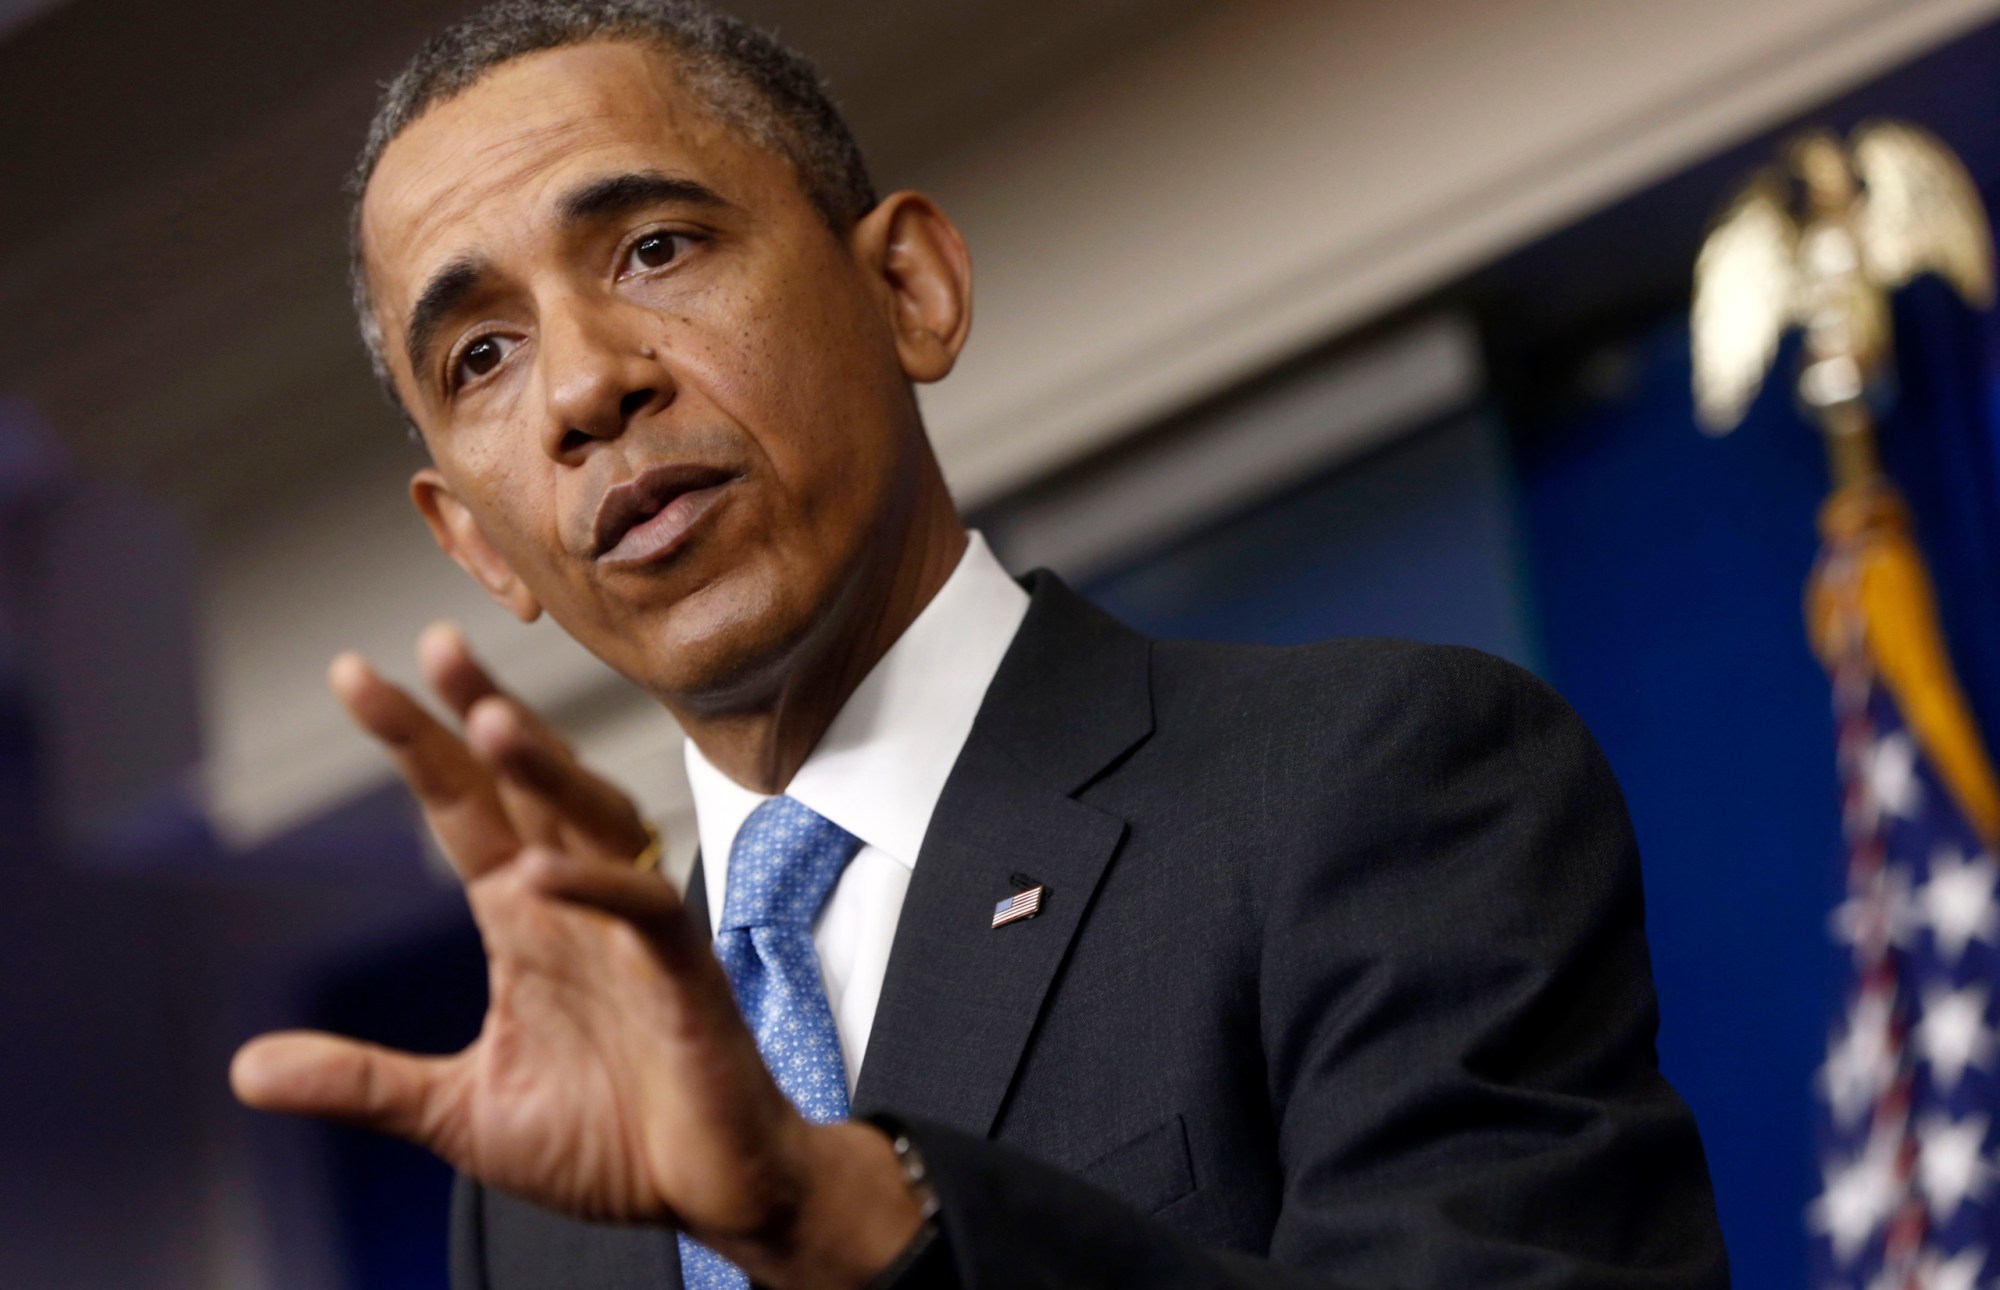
top-left (347, 0), bottom-right (877, 427)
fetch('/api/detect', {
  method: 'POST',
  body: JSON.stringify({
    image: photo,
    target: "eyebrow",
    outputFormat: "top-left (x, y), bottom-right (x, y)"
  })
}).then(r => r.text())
top-left (556, 169), bottom-right (731, 226)
top-left (404, 256), bottom-right (491, 389)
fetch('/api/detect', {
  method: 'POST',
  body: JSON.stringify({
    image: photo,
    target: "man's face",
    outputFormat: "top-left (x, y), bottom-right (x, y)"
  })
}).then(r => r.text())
top-left (361, 41), bottom-right (934, 707)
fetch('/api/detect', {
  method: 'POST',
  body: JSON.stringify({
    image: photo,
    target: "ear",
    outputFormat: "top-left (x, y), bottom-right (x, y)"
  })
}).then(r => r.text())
top-left (854, 191), bottom-right (973, 384)
top-left (410, 468), bottom-right (544, 623)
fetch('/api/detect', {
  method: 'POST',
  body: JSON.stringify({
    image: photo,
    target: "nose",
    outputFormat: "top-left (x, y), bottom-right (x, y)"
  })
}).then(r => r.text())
top-left (537, 296), bottom-right (674, 460)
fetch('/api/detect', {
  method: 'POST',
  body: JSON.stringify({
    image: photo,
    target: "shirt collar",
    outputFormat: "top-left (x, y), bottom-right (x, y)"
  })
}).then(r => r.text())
top-left (685, 532), bottom-right (1029, 911)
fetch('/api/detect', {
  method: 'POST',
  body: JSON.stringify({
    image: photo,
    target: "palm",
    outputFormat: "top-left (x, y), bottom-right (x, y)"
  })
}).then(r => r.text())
top-left (446, 862), bottom-right (789, 1228)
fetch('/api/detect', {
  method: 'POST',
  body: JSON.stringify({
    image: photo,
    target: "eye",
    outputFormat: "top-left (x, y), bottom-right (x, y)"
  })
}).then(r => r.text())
top-left (450, 333), bottom-right (518, 389)
top-left (621, 231), bottom-right (693, 276)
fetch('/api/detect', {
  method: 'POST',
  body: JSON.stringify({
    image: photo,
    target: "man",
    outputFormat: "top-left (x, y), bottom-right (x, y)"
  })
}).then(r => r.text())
top-left (231, 2), bottom-right (1728, 1286)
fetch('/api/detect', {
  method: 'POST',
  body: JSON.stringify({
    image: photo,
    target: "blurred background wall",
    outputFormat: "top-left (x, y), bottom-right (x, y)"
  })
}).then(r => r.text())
top-left (6, 0), bottom-right (2000, 1286)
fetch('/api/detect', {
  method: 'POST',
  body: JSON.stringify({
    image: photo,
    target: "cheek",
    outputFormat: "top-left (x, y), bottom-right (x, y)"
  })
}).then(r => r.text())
top-left (457, 455), bottom-right (574, 580)
top-left (677, 282), bottom-right (893, 520)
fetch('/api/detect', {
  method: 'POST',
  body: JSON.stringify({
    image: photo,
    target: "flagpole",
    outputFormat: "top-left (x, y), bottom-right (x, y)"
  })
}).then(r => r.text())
top-left (1794, 268), bottom-right (2000, 845)
top-left (1814, 400), bottom-right (1882, 494)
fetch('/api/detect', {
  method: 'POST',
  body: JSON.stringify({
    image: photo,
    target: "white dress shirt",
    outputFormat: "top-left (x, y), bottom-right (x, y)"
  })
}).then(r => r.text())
top-left (683, 532), bottom-right (1030, 1095)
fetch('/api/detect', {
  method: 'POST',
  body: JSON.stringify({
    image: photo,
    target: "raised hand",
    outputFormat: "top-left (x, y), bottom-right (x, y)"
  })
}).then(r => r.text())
top-left (228, 624), bottom-right (920, 1289)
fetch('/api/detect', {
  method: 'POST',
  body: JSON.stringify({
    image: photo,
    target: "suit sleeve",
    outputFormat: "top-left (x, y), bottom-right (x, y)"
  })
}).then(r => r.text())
top-left (887, 646), bottom-right (1728, 1289)
top-left (450, 1172), bottom-right (489, 1290)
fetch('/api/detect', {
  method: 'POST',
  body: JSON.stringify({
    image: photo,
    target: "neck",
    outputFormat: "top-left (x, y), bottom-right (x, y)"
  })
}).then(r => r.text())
top-left (674, 461), bottom-right (967, 795)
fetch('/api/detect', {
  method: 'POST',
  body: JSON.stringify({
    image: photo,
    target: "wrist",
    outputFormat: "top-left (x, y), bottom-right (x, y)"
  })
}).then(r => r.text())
top-left (720, 1120), bottom-right (926, 1290)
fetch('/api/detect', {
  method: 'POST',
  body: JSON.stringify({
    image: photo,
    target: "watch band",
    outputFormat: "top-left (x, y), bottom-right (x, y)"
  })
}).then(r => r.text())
top-left (863, 1115), bottom-right (952, 1289)
top-left (883, 1123), bottom-right (942, 1221)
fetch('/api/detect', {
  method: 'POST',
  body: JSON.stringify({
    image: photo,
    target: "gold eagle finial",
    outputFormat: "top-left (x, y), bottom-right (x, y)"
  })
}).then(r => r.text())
top-left (1691, 120), bottom-right (1994, 444)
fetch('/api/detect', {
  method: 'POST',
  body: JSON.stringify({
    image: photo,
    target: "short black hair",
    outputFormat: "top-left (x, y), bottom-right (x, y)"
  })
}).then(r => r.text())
top-left (348, 0), bottom-right (877, 421)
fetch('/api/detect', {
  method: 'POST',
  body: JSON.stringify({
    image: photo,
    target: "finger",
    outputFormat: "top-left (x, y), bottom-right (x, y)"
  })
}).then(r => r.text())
top-left (415, 623), bottom-right (650, 863)
top-left (330, 653), bottom-right (518, 876)
top-left (418, 624), bottom-right (580, 850)
top-left (418, 622), bottom-right (566, 750)
top-left (461, 694), bottom-right (567, 849)
top-left (465, 698), bottom-right (654, 863)
top-left (231, 1030), bottom-right (460, 1149)
top-left (522, 846), bottom-right (711, 974)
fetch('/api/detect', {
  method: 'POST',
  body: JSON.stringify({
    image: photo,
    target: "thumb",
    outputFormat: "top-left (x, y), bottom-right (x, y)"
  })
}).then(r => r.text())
top-left (231, 1030), bottom-right (456, 1146)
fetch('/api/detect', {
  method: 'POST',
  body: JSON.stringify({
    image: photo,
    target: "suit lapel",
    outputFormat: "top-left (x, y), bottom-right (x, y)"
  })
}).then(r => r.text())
top-left (682, 853), bottom-right (709, 932)
top-left (853, 574), bottom-right (1152, 1134)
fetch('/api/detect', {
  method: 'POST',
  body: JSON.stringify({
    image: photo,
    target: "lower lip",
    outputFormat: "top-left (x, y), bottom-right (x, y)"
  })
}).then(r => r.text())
top-left (598, 482), bottom-right (733, 567)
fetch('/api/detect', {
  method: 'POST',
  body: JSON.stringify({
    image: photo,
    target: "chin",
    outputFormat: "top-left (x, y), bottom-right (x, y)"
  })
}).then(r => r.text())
top-left (625, 567), bottom-right (826, 716)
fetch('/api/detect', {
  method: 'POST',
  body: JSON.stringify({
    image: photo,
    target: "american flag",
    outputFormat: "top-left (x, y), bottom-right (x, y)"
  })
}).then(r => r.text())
top-left (1811, 557), bottom-right (2000, 1289)
top-left (992, 885), bottom-right (1044, 928)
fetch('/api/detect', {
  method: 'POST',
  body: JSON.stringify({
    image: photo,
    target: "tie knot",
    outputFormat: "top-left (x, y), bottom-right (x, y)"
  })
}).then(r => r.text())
top-left (718, 796), bottom-right (861, 932)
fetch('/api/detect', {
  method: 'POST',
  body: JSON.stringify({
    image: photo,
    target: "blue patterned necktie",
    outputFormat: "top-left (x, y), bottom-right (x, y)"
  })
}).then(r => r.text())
top-left (679, 795), bottom-right (862, 1290)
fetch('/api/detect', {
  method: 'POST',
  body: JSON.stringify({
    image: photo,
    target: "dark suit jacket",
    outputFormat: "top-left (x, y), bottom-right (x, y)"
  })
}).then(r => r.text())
top-left (451, 573), bottom-right (1729, 1289)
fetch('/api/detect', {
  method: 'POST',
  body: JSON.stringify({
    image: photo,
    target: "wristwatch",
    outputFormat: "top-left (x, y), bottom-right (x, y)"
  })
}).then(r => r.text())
top-left (863, 1115), bottom-right (952, 1288)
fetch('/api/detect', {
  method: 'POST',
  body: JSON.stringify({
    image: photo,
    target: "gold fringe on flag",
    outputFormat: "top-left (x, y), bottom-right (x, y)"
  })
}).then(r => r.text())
top-left (1808, 480), bottom-right (2000, 845)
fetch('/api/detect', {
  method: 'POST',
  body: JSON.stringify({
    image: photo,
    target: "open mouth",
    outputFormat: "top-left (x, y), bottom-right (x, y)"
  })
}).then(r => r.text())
top-left (593, 463), bottom-right (739, 567)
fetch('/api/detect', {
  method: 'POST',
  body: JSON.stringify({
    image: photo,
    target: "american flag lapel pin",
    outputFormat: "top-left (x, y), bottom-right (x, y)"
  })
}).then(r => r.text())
top-left (991, 883), bottom-right (1045, 929)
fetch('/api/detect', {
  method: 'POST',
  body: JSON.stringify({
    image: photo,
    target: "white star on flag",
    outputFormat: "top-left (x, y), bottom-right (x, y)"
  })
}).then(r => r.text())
top-left (1916, 1111), bottom-right (1993, 1222)
top-left (1864, 733), bottom-right (1923, 822)
top-left (1915, 984), bottom-right (1997, 1093)
top-left (1821, 986), bottom-right (1900, 1128)
top-left (1811, 1123), bottom-right (1907, 1263)
top-left (1918, 845), bottom-right (2000, 963)
top-left (1917, 1244), bottom-right (1987, 1290)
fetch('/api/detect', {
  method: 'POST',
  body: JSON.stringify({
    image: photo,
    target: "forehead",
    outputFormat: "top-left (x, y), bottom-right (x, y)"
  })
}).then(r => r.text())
top-left (360, 41), bottom-right (790, 322)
